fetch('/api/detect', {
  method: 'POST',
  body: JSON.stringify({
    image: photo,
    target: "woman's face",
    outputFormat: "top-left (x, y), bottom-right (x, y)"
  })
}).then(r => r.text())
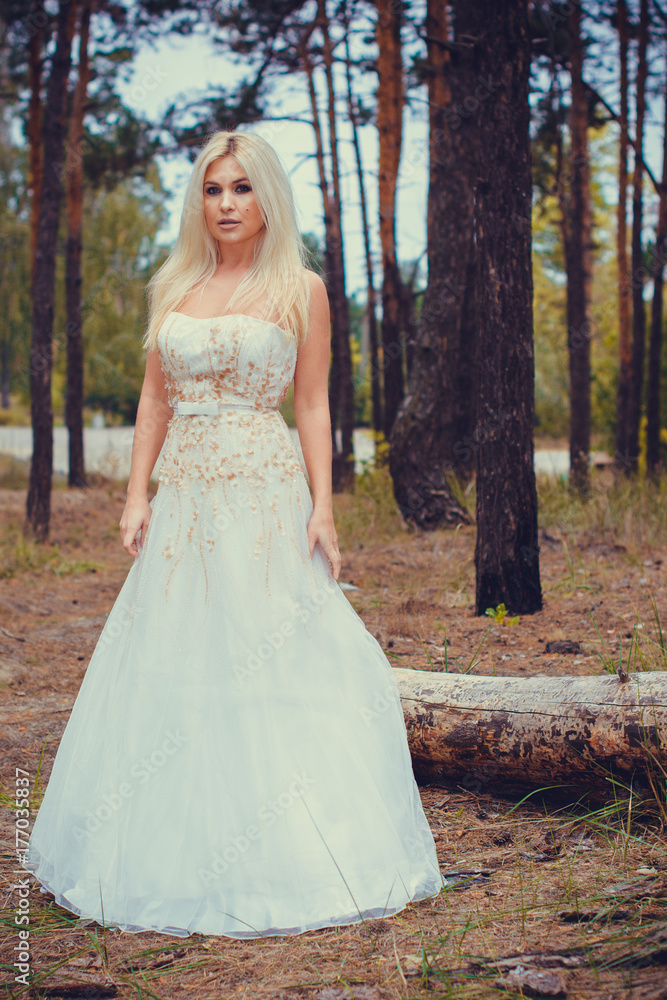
top-left (202, 155), bottom-right (265, 253)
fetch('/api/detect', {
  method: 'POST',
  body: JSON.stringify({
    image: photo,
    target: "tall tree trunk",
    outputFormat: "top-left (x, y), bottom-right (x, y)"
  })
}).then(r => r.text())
top-left (646, 61), bottom-right (667, 477)
top-left (627, 0), bottom-right (649, 473)
top-left (301, 30), bottom-right (354, 490)
top-left (25, 0), bottom-right (78, 541)
top-left (389, 0), bottom-right (474, 528)
top-left (66, 0), bottom-right (93, 489)
top-left (615, 0), bottom-right (632, 471)
top-left (27, 0), bottom-right (44, 275)
top-left (473, 0), bottom-right (542, 615)
top-left (566, 3), bottom-right (592, 496)
top-left (317, 0), bottom-right (354, 486)
top-left (344, 28), bottom-right (382, 434)
top-left (375, 0), bottom-right (405, 439)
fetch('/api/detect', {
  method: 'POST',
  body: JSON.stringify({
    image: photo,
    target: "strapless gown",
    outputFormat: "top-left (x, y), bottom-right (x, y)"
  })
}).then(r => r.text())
top-left (23, 311), bottom-right (443, 938)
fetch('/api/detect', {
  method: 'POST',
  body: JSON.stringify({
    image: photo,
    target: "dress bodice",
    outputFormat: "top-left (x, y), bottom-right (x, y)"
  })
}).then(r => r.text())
top-left (157, 312), bottom-right (298, 410)
top-left (155, 311), bottom-right (304, 495)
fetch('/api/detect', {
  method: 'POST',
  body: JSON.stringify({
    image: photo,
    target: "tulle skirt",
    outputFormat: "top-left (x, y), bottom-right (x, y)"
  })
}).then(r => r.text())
top-left (24, 412), bottom-right (443, 937)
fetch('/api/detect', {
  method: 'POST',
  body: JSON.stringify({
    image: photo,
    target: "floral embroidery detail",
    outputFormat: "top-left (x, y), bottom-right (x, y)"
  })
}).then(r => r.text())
top-left (159, 313), bottom-right (297, 411)
top-left (152, 313), bottom-right (314, 598)
top-left (156, 315), bottom-right (304, 493)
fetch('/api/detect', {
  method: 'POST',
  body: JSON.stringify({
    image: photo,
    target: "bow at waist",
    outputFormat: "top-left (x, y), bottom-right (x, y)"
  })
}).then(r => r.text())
top-left (173, 399), bottom-right (277, 415)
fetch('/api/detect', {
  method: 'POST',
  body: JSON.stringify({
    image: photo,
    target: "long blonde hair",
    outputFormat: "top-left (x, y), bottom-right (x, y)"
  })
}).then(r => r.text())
top-left (143, 131), bottom-right (312, 351)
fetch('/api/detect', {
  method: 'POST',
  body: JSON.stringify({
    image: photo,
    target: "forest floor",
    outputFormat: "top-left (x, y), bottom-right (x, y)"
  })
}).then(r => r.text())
top-left (0, 460), bottom-right (666, 1000)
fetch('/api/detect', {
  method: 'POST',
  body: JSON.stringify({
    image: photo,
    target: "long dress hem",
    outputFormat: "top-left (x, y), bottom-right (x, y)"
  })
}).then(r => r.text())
top-left (22, 311), bottom-right (444, 938)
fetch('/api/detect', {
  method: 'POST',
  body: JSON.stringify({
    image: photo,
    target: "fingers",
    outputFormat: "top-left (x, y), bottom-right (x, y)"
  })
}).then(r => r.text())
top-left (307, 513), bottom-right (342, 579)
top-left (121, 531), bottom-right (139, 558)
top-left (119, 512), bottom-right (150, 558)
top-left (318, 535), bottom-right (342, 580)
top-left (326, 545), bottom-right (342, 580)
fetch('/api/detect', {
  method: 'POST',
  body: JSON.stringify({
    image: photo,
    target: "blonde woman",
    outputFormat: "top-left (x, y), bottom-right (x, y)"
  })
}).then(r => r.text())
top-left (24, 131), bottom-right (443, 938)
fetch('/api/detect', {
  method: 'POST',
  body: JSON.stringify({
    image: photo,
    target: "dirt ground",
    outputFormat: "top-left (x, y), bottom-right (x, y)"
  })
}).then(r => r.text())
top-left (0, 481), bottom-right (666, 1000)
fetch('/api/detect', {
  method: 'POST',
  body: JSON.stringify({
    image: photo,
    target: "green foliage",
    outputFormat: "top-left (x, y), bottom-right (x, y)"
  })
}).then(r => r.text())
top-left (71, 169), bottom-right (169, 421)
top-left (0, 139), bottom-right (168, 422)
top-left (0, 140), bottom-right (32, 410)
top-left (538, 469), bottom-right (667, 551)
top-left (0, 523), bottom-right (101, 579)
top-left (484, 603), bottom-right (520, 626)
top-left (531, 123), bottom-right (628, 444)
top-left (333, 464), bottom-right (407, 549)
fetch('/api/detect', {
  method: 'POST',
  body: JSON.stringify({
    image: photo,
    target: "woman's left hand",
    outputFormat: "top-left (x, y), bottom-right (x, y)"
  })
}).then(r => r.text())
top-left (307, 508), bottom-right (341, 580)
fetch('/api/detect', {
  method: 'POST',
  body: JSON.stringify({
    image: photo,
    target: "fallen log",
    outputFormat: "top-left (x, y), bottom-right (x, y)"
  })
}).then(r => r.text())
top-left (394, 668), bottom-right (667, 790)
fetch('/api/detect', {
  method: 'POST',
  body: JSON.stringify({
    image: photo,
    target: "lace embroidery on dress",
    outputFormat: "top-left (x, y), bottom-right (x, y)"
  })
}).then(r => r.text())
top-left (154, 312), bottom-right (313, 598)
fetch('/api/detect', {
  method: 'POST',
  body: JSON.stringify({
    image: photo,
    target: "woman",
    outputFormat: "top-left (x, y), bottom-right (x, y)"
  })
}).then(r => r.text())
top-left (24, 130), bottom-right (443, 938)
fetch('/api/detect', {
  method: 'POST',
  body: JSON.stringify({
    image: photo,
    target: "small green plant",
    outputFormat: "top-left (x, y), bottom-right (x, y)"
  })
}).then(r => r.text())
top-left (485, 603), bottom-right (519, 626)
top-left (0, 526), bottom-right (102, 579)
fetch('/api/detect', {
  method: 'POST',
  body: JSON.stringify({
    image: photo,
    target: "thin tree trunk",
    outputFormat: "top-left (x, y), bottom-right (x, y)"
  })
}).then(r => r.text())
top-left (66, 0), bottom-right (93, 489)
top-left (301, 38), bottom-right (336, 439)
top-left (566, 3), bottom-right (592, 496)
top-left (473, 0), bottom-right (542, 615)
top-left (25, 0), bottom-right (78, 541)
top-left (343, 28), bottom-right (382, 434)
top-left (388, 0), bottom-right (473, 528)
top-left (646, 63), bottom-right (667, 477)
top-left (27, 0), bottom-right (44, 276)
top-left (317, 0), bottom-right (354, 484)
top-left (375, 0), bottom-right (405, 439)
top-left (627, 0), bottom-right (649, 473)
top-left (615, 0), bottom-right (632, 471)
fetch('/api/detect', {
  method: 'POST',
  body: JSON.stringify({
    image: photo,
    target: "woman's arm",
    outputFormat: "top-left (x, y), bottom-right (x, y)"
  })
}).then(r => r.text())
top-left (293, 271), bottom-right (342, 581)
top-left (119, 349), bottom-right (173, 557)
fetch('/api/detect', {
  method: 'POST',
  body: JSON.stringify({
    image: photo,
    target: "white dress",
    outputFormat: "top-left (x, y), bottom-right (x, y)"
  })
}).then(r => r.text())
top-left (24, 311), bottom-right (443, 938)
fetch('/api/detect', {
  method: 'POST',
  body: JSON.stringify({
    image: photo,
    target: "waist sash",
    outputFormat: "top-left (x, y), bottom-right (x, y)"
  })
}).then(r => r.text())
top-left (173, 400), bottom-right (274, 415)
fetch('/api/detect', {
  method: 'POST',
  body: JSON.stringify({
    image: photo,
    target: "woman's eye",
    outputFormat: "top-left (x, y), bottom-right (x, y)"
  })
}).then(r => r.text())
top-left (205, 186), bottom-right (220, 195)
top-left (235, 184), bottom-right (251, 193)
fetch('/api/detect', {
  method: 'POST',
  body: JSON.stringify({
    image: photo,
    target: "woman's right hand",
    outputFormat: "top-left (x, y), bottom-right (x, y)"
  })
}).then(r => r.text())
top-left (119, 496), bottom-right (152, 558)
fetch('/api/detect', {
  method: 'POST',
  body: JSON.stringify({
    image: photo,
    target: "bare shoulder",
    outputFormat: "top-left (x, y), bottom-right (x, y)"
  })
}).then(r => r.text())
top-left (303, 267), bottom-right (326, 298)
top-left (303, 268), bottom-right (329, 320)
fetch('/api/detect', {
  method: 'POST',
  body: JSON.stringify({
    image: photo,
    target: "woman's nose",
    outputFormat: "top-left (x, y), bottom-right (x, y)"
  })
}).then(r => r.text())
top-left (219, 187), bottom-right (234, 210)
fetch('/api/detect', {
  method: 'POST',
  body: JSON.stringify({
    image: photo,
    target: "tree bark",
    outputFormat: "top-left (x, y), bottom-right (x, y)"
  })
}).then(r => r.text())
top-left (394, 668), bottom-right (667, 790)
top-left (388, 0), bottom-right (474, 528)
top-left (25, 0), bottom-right (78, 541)
top-left (302, 17), bottom-right (354, 490)
top-left (626, 0), bottom-right (649, 474)
top-left (317, 0), bottom-right (354, 486)
top-left (27, 0), bottom-right (44, 276)
top-left (646, 62), bottom-right (667, 476)
top-left (375, 0), bottom-right (405, 439)
top-left (566, 3), bottom-right (592, 496)
top-left (66, 0), bottom-right (93, 489)
top-left (344, 42), bottom-right (382, 435)
top-left (615, 0), bottom-right (632, 472)
top-left (472, 0), bottom-right (542, 615)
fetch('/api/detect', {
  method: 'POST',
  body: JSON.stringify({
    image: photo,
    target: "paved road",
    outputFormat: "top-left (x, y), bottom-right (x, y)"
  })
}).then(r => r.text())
top-left (0, 425), bottom-right (570, 479)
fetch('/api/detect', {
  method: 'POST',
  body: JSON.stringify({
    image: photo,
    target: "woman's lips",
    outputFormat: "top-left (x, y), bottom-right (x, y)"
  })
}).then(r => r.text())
top-left (218, 220), bottom-right (240, 226)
